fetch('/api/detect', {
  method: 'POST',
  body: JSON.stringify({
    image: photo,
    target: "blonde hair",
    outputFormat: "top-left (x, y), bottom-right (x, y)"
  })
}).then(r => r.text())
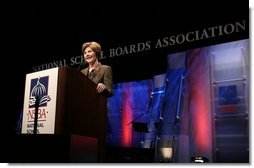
top-left (82, 41), bottom-right (101, 57)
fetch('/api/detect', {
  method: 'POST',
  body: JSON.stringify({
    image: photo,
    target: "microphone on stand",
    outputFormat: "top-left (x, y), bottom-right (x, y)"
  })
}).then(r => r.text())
top-left (33, 96), bottom-right (40, 134)
top-left (77, 55), bottom-right (87, 71)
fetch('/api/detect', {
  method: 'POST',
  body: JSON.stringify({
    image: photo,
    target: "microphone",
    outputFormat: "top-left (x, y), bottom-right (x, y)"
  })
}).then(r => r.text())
top-left (77, 56), bottom-right (87, 71)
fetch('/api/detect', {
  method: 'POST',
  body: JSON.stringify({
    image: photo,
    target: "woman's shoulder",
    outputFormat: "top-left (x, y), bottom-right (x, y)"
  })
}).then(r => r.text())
top-left (100, 64), bottom-right (112, 70)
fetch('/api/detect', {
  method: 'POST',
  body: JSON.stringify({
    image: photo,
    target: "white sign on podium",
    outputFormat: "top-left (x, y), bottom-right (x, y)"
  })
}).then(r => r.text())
top-left (21, 67), bottom-right (59, 134)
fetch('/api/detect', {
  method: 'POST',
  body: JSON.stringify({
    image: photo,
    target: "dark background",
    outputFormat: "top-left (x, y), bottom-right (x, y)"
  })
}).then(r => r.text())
top-left (3, 1), bottom-right (249, 135)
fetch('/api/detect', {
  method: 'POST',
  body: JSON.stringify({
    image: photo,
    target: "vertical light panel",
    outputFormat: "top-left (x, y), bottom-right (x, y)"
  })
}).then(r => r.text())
top-left (121, 82), bottom-right (133, 147)
top-left (187, 48), bottom-right (213, 160)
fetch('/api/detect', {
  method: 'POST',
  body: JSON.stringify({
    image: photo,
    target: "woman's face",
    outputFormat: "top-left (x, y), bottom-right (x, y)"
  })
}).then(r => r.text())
top-left (84, 47), bottom-right (97, 64)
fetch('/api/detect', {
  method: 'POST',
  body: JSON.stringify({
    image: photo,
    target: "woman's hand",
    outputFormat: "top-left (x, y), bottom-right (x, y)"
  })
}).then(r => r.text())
top-left (97, 83), bottom-right (106, 93)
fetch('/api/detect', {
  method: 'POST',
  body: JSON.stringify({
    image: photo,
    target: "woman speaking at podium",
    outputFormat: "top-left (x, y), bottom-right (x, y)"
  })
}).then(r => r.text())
top-left (81, 41), bottom-right (113, 98)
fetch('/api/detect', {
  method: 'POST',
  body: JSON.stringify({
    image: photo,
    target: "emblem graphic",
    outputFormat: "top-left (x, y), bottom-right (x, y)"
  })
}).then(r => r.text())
top-left (218, 85), bottom-right (238, 112)
top-left (29, 76), bottom-right (51, 108)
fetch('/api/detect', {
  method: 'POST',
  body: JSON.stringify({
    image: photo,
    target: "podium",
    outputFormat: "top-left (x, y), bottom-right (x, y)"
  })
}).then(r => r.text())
top-left (20, 67), bottom-right (107, 162)
top-left (133, 122), bottom-right (149, 133)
